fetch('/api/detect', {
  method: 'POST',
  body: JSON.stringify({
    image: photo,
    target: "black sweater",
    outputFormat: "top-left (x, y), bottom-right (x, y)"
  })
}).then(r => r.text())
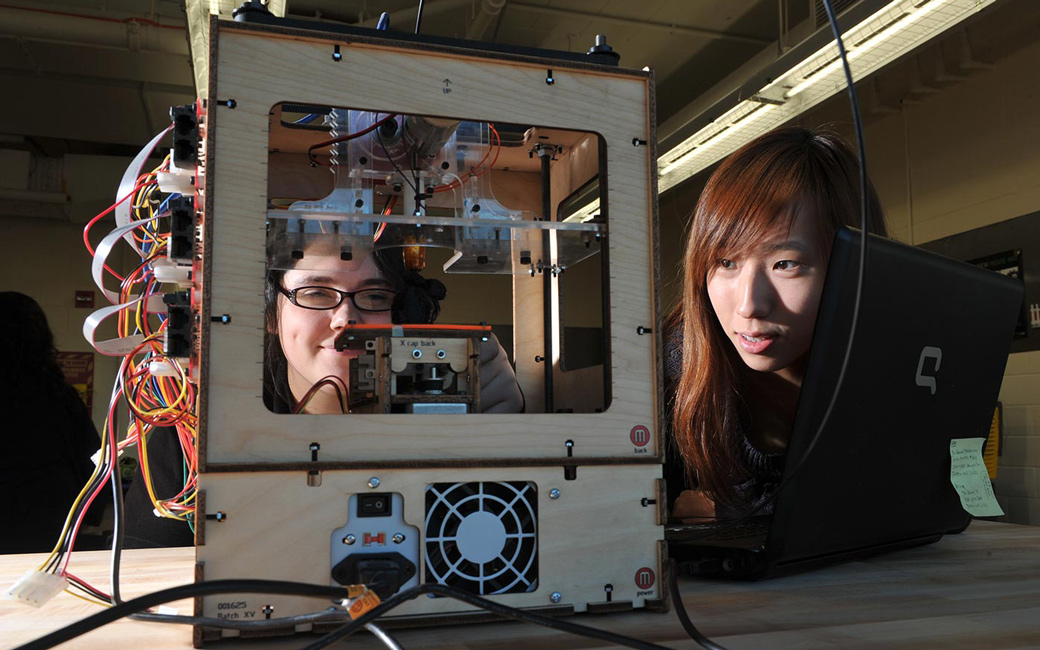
top-left (662, 326), bottom-right (785, 519)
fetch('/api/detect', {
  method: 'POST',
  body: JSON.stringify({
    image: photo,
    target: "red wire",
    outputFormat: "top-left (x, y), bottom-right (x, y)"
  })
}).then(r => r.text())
top-left (64, 573), bottom-right (112, 601)
top-left (83, 179), bottom-right (150, 283)
top-left (433, 123), bottom-right (501, 193)
top-left (61, 401), bottom-right (119, 573)
top-left (308, 114), bottom-right (399, 167)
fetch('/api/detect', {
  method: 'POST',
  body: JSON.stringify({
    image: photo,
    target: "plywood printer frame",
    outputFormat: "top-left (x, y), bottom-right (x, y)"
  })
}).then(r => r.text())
top-left (192, 18), bottom-right (665, 642)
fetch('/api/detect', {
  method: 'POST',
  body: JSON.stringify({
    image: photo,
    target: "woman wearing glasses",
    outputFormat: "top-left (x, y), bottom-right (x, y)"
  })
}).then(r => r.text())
top-left (263, 246), bottom-right (522, 414)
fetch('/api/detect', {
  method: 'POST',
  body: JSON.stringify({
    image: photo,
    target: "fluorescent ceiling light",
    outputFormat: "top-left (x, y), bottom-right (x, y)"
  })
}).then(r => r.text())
top-left (658, 0), bottom-right (998, 192)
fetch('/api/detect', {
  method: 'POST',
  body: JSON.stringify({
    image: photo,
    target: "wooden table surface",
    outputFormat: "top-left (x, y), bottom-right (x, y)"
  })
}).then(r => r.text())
top-left (3, 521), bottom-right (1039, 650)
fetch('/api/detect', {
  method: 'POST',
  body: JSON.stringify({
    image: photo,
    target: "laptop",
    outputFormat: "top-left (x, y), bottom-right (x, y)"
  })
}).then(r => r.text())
top-left (666, 227), bottom-right (1024, 579)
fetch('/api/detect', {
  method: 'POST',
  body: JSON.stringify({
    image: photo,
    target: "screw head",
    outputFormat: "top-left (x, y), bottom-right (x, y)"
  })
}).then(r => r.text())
top-left (344, 534), bottom-right (356, 545)
top-left (368, 477), bottom-right (381, 488)
top-left (549, 488), bottom-right (560, 500)
top-left (392, 533), bottom-right (406, 544)
top-left (550, 592), bottom-right (562, 603)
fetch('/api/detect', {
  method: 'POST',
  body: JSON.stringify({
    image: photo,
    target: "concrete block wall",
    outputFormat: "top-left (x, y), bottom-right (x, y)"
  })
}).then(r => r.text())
top-left (855, 30), bottom-right (1040, 525)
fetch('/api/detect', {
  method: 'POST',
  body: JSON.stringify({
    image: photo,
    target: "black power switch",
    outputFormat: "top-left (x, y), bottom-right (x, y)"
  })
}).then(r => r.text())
top-left (357, 493), bottom-right (392, 518)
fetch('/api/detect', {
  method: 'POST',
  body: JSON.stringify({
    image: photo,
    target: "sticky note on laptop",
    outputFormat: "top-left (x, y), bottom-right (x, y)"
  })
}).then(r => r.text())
top-left (950, 437), bottom-right (1004, 518)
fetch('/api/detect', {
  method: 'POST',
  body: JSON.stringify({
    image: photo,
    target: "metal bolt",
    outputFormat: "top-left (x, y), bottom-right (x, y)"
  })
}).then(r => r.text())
top-left (392, 533), bottom-right (406, 544)
top-left (436, 349), bottom-right (446, 359)
top-left (343, 534), bottom-right (356, 545)
top-left (368, 477), bottom-right (381, 489)
top-left (550, 592), bottom-right (562, 603)
top-left (412, 349), bottom-right (423, 359)
top-left (549, 488), bottom-right (560, 500)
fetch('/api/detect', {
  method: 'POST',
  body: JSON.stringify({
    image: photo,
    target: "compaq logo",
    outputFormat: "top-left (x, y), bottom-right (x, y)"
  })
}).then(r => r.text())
top-left (915, 346), bottom-right (942, 395)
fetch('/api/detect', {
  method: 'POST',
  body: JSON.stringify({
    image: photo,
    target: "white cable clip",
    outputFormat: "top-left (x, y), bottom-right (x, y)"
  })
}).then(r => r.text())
top-left (152, 259), bottom-right (193, 286)
top-left (157, 153), bottom-right (196, 194)
top-left (4, 570), bottom-right (69, 608)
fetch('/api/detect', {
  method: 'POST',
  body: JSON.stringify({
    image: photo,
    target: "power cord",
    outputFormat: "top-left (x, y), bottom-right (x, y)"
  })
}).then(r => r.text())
top-left (11, 579), bottom-right (352, 650)
top-left (667, 2), bottom-right (866, 647)
top-left (299, 582), bottom-right (674, 650)
top-left (667, 561), bottom-right (730, 650)
top-left (12, 579), bottom-right (675, 650)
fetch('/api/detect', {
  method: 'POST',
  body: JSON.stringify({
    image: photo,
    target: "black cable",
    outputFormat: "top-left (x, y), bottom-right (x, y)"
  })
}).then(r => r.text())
top-left (414, 0), bottom-right (425, 35)
top-left (666, 561), bottom-right (730, 650)
top-left (375, 121), bottom-right (420, 197)
top-left (411, 151), bottom-right (422, 213)
top-left (793, 0), bottom-right (869, 472)
top-left (674, 0), bottom-right (869, 544)
top-left (11, 579), bottom-right (354, 650)
top-left (300, 583), bottom-right (673, 650)
top-left (129, 607), bottom-right (350, 630)
top-left (64, 575), bottom-right (111, 603)
top-left (108, 437), bottom-right (125, 605)
top-left (19, 578), bottom-right (673, 650)
top-left (307, 113), bottom-right (397, 167)
top-left (44, 437), bottom-right (116, 575)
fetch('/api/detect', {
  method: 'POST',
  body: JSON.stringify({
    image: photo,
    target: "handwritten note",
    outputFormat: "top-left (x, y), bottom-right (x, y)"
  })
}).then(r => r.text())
top-left (950, 437), bottom-right (1004, 518)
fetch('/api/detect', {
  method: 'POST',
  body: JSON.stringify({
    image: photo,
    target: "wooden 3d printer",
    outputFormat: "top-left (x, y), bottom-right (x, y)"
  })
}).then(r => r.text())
top-left (180, 8), bottom-right (664, 643)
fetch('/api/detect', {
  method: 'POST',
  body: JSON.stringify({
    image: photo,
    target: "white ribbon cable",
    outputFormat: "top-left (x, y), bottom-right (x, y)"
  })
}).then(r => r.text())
top-left (82, 292), bottom-right (165, 356)
top-left (92, 216), bottom-right (165, 304)
top-left (116, 125), bottom-right (172, 255)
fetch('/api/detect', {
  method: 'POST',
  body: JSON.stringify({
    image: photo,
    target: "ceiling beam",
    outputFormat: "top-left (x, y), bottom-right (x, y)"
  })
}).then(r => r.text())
top-left (508, 2), bottom-right (771, 46)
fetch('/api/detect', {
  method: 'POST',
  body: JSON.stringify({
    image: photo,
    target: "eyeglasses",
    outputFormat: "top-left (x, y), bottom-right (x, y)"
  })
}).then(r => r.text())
top-left (278, 285), bottom-right (396, 312)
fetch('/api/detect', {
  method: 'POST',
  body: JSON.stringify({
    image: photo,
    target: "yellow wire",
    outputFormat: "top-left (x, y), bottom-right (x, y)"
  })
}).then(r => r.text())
top-left (37, 415), bottom-right (116, 571)
top-left (65, 588), bottom-right (112, 608)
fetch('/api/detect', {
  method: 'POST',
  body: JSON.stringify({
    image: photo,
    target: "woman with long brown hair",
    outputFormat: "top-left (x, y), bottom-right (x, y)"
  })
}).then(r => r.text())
top-left (664, 126), bottom-right (888, 520)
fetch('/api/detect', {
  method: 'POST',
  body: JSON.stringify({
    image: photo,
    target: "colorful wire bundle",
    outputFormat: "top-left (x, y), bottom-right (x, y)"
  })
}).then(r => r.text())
top-left (36, 136), bottom-right (198, 608)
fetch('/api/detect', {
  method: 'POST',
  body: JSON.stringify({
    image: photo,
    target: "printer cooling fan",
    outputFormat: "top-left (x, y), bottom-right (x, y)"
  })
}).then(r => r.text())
top-left (424, 481), bottom-right (538, 595)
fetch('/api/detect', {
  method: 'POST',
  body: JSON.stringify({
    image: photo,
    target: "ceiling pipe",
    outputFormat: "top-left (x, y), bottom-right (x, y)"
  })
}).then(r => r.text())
top-left (466, 0), bottom-right (508, 41)
top-left (0, 5), bottom-right (188, 56)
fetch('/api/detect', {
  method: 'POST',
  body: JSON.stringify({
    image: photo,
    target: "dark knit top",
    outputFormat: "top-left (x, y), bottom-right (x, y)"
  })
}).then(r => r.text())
top-left (662, 325), bottom-right (786, 519)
